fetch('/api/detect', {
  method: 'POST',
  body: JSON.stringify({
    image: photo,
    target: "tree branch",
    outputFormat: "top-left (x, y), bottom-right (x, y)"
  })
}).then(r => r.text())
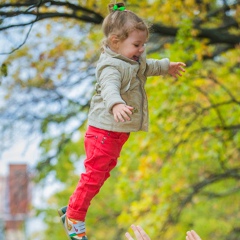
top-left (180, 168), bottom-right (240, 209)
top-left (151, 24), bottom-right (240, 45)
top-left (0, 1), bottom-right (239, 46)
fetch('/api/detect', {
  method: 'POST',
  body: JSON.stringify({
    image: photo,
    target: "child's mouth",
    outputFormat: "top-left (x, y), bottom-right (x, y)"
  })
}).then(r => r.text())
top-left (132, 56), bottom-right (139, 62)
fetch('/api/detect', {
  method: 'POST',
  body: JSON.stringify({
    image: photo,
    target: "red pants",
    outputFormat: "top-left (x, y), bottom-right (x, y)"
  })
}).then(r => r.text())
top-left (67, 126), bottom-right (130, 221)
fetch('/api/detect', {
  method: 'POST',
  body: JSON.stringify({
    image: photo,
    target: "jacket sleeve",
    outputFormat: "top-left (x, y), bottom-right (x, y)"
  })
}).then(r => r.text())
top-left (145, 58), bottom-right (170, 76)
top-left (98, 65), bottom-right (126, 113)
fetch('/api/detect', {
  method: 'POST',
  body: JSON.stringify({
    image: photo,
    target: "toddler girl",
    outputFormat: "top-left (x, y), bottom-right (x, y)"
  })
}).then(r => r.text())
top-left (59, 2), bottom-right (185, 240)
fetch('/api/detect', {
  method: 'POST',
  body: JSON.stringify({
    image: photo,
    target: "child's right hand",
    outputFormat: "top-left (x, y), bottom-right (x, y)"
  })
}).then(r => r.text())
top-left (112, 103), bottom-right (133, 122)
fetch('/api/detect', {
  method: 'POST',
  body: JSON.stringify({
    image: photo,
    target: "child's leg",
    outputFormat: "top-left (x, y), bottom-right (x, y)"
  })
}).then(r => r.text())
top-left (67, 126), bottom-right (129, 221)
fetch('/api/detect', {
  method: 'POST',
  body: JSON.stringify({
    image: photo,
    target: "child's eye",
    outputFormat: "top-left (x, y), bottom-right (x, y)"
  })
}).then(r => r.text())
top-left (133, 43), bottom-right (146, 48)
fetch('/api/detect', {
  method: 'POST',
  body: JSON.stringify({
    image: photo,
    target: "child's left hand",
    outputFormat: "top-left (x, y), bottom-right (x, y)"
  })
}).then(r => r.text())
top-left (168, 62), bottom-right (186, 78)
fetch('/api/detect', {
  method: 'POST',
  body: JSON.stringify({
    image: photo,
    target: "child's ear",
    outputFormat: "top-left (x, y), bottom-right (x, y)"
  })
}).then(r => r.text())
top-left (109, 35), bottom-right (119, 50)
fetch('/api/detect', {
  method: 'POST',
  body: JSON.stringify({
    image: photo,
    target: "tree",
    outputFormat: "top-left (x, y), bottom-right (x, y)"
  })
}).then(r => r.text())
top-left (0, 0), bottom-right (239, 239)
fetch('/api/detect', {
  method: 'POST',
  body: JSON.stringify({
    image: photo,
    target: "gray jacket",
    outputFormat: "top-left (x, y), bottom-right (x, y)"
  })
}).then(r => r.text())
top-left (88, 47), bottom-right (170, 132)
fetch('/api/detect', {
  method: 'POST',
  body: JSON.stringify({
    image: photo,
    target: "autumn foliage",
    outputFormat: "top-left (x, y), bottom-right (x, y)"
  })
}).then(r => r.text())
top-left (0, 0), bottom-right (239, 239)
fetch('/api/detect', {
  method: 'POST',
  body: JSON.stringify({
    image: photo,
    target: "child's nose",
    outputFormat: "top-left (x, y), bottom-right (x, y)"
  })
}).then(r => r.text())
top-left (139, 46), bottom-right (145, 53)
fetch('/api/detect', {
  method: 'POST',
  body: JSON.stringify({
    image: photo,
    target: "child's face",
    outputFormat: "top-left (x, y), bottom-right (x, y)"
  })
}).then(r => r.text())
top-left (116, 30), bottom-right (148, 62)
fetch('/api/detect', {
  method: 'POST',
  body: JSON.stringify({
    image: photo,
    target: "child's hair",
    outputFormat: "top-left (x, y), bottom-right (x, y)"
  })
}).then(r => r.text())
top-left (102, 2), bottom-right (149, 47)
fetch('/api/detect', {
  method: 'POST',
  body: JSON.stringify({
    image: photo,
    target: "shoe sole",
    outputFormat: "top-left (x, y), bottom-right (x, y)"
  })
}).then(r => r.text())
top-left (58, 206), bottom-right (67, 217)
top-left (60, 214), bottom-right (72, 240)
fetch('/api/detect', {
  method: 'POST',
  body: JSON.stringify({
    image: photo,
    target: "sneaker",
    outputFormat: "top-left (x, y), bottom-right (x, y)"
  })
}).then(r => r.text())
top-left (61, 214), bottom-right (88, 240)
top-left (58, 206), bottom-right (67, 217)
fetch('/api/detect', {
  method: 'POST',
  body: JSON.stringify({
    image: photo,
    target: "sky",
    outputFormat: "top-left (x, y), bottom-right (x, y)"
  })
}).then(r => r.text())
top-left (0, 23), bottom-right (46, 235)
top-left (0, 137), bottom-right (40, 176)
top-left (0, 8), bottom-right (88, 238)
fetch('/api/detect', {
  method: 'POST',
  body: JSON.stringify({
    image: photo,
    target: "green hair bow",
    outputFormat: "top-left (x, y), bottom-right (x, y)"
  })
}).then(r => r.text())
top-left (113, 4), bottom-right (126, 11)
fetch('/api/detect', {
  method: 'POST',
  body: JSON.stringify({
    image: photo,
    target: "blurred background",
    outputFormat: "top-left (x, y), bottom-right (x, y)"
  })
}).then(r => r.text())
top-left (0, 0), bottom-right (239, 239)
